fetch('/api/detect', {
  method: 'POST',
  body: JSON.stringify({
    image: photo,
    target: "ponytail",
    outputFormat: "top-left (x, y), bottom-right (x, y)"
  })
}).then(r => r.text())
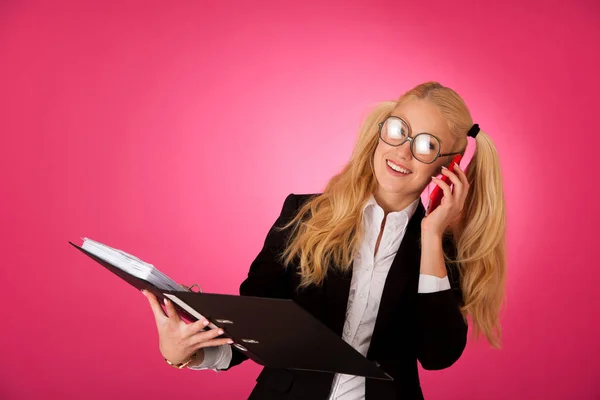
top-left (450, 131), bottom-right (507, 348)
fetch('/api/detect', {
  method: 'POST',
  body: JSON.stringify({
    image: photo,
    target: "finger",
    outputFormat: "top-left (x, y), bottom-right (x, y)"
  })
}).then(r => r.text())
top-left (189, 327), bottom-right (226, 345)
top-left (441, 166), bottom-right (465, 201)
top-left (142, 290), bottom-right (167, 320)
top-left (163, 298), bottom-right (182, 323)
top-left (187, 318), bottom-right (211, 335)
top-left (440, 166), bottom-right (461, 187)
top-left (431, 176), bottom-right (454, 205)
top-left (450, 163), bottom-right (470, 204)
top-left (193, 337), bottom-right (234, 350)
top-left (452, 162), bottom-right (470, 188)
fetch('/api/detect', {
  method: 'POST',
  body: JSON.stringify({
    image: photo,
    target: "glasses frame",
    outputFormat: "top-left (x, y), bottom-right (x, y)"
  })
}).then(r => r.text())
top-left (377, 116), bottom-right (462, 164)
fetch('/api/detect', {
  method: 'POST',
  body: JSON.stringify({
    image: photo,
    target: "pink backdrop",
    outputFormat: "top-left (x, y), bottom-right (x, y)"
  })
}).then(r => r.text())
top-left (1, 1), bottom-right (598, 399)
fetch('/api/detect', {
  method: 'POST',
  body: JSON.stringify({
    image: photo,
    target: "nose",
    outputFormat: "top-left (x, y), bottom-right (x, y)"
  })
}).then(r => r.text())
top-left (396, 139), bottom-right (413, 161)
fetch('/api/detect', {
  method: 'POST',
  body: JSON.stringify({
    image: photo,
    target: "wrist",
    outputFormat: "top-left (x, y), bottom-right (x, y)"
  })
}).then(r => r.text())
top-left (421, 230), bottom-right (443, 243)
top-left (164, 349), bottom-right (203, 369)
top-left (419, 231), bottom-right (447, 277)
top-left (187, 349), bottom-right (205, 367)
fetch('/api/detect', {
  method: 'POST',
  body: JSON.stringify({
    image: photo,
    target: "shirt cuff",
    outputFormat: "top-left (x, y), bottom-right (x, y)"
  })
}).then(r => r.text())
top-left (187, 344), bottom-right (232, 371)
top-left (418, 273), bottom-right (451, 293)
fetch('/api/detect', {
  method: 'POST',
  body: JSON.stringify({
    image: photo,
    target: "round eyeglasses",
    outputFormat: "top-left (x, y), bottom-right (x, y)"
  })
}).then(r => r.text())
top-left (377, 116), bottom-right (462, 164)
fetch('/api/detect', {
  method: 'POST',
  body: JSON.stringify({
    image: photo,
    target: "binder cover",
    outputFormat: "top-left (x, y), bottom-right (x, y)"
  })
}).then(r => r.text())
top-left (70, 241), bottom-right (392, 380)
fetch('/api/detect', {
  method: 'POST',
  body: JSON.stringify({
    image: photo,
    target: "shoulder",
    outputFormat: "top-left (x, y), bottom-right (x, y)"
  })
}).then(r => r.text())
top-left (273, 193), bottom-right (322, 226)
top-left (270, 193), bottom-right (321, 227)
top-left (282, 192), bottom-right (322, 210)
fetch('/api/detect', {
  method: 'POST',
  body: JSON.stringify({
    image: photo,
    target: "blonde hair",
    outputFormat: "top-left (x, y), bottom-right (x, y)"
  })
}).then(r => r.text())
top-left (277, 81), bottom-right (506, 348)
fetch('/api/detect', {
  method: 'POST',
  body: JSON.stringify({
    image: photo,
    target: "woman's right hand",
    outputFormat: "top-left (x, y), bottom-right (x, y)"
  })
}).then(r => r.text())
top-left (142, 290), bottom-right (233, 365)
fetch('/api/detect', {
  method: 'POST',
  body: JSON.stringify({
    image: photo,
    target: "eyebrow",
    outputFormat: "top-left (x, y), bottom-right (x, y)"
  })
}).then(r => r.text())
top-left (391, 114), bottom-right (444, 144)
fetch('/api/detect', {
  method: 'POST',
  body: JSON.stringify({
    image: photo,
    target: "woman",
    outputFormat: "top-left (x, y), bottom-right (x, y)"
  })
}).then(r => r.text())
top-left (143, 81), bottom-right (507, 399)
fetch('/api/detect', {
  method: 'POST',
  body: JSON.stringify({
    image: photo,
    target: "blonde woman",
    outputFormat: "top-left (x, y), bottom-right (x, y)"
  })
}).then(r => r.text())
top-left (143, 81), bottom-right (506, 399)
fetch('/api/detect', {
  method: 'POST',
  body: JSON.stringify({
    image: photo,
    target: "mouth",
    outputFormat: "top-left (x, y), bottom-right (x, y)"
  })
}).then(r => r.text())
top-left (386, 159), bottom-right (412, 175)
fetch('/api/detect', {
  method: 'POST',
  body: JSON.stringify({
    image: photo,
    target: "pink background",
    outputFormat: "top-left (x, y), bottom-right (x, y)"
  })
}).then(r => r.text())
top-left (1, 1), bottom-right (598, 399)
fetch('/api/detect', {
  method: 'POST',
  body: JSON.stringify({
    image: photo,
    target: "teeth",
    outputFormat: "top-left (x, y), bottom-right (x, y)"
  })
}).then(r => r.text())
top-left (387, 160), bottom-right (411, 174)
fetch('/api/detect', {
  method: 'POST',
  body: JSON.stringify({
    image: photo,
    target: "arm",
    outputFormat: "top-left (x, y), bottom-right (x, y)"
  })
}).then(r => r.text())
top-left (415, 232), bottom-right (468, 370)
top-left (219, 193), bottom-right (300, 371)
top-left (238, 193), bottom-right (299, 299)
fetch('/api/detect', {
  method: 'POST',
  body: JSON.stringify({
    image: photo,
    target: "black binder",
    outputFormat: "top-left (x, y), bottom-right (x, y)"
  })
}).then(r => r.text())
top-left (69, 241), bottom-right (393, 380)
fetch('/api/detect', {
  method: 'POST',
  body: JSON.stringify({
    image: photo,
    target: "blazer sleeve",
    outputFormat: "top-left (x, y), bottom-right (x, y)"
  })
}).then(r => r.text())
top-left (415, 233), bottom-right (468, 370)
top-left (220, 193), bottom-right (300, 371)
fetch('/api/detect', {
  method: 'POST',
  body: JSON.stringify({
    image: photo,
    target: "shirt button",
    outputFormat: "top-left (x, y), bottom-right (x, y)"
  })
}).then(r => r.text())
top-left (344, 329), bottom-right (351, 336)
top-left (360, 292), bottom-right (366, 298)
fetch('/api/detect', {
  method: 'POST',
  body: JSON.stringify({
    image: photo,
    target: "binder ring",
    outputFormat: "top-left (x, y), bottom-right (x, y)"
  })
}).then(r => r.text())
top-left (180, 283), bottom-right (202, 293)
top-left (233, 343), bottom-right (248, 352)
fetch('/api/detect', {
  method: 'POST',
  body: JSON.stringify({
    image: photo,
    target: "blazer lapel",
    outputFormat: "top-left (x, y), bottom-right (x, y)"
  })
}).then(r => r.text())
top-left (322, 200), bottom-right (426, 343)
top-left (367, 200), bottom-right (425, 358)
top-left (323, 265), bottom-right (353, 337)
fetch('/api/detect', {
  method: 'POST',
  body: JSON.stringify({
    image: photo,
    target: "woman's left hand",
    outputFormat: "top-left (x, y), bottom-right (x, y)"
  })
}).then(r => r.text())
top-left (422, 162), bottom-right (470, 237)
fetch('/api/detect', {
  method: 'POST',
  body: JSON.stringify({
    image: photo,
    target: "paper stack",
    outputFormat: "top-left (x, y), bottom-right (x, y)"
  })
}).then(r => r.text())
top-left (81, 237), bottom-right (188, 292)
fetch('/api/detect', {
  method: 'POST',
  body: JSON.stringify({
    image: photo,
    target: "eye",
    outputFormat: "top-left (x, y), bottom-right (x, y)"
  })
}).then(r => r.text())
top-left (414, 134), bottom-right (439, 154)
top-left (386, 120), bottom-right (406, 139)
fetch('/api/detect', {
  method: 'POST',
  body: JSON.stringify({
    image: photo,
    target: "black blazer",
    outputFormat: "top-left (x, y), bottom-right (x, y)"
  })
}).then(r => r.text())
top-left (222, 193), bottom-right (468, 400)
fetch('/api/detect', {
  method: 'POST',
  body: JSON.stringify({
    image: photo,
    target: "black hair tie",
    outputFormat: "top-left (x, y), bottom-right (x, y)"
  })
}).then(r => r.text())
top-left (467, 124), bottom-right (480, 138)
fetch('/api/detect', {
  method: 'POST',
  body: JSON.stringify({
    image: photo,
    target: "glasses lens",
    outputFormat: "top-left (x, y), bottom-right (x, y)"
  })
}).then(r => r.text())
top-left (381, 117), bottom-right (408, 144)
top-left (412, 134), bottom-right (440, 163)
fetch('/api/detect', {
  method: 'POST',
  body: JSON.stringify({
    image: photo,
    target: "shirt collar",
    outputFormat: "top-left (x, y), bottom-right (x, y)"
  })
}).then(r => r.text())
top-left (362, 193), bottom-right (420, 221)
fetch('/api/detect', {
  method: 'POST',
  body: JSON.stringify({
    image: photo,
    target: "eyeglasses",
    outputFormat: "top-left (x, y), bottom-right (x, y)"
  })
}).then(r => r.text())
top-left (377, 116), bottom-right (462, 164)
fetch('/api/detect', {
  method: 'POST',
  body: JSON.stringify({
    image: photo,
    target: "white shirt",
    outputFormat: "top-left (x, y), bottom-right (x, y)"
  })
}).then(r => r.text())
top-left (189, 194), bottom-right (450, 400)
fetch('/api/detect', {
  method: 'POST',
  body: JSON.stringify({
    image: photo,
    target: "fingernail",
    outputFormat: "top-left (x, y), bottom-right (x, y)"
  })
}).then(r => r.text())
top-left (218, 329), bottom-right (224, 335)
top-left (431, 176), bottom-right (437, 179)
top-left (455, 163), bottom-right (461, 169)
top-left (227, 340), bottom-right (233, 344)
top-left (163, 298), bottom-right (168, 305)
top-left (441, 165), bottom-right (448, 170)
top-left (203, 320), bottom-right (209, 326)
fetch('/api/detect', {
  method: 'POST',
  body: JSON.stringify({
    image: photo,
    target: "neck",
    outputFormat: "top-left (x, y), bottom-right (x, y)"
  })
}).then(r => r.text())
top-left (373, 189), bottom-right (420, 215)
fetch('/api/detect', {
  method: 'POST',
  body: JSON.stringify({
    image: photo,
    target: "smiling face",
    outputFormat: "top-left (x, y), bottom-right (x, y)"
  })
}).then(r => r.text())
top-left (373, 98), bottom-right (457, 212)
